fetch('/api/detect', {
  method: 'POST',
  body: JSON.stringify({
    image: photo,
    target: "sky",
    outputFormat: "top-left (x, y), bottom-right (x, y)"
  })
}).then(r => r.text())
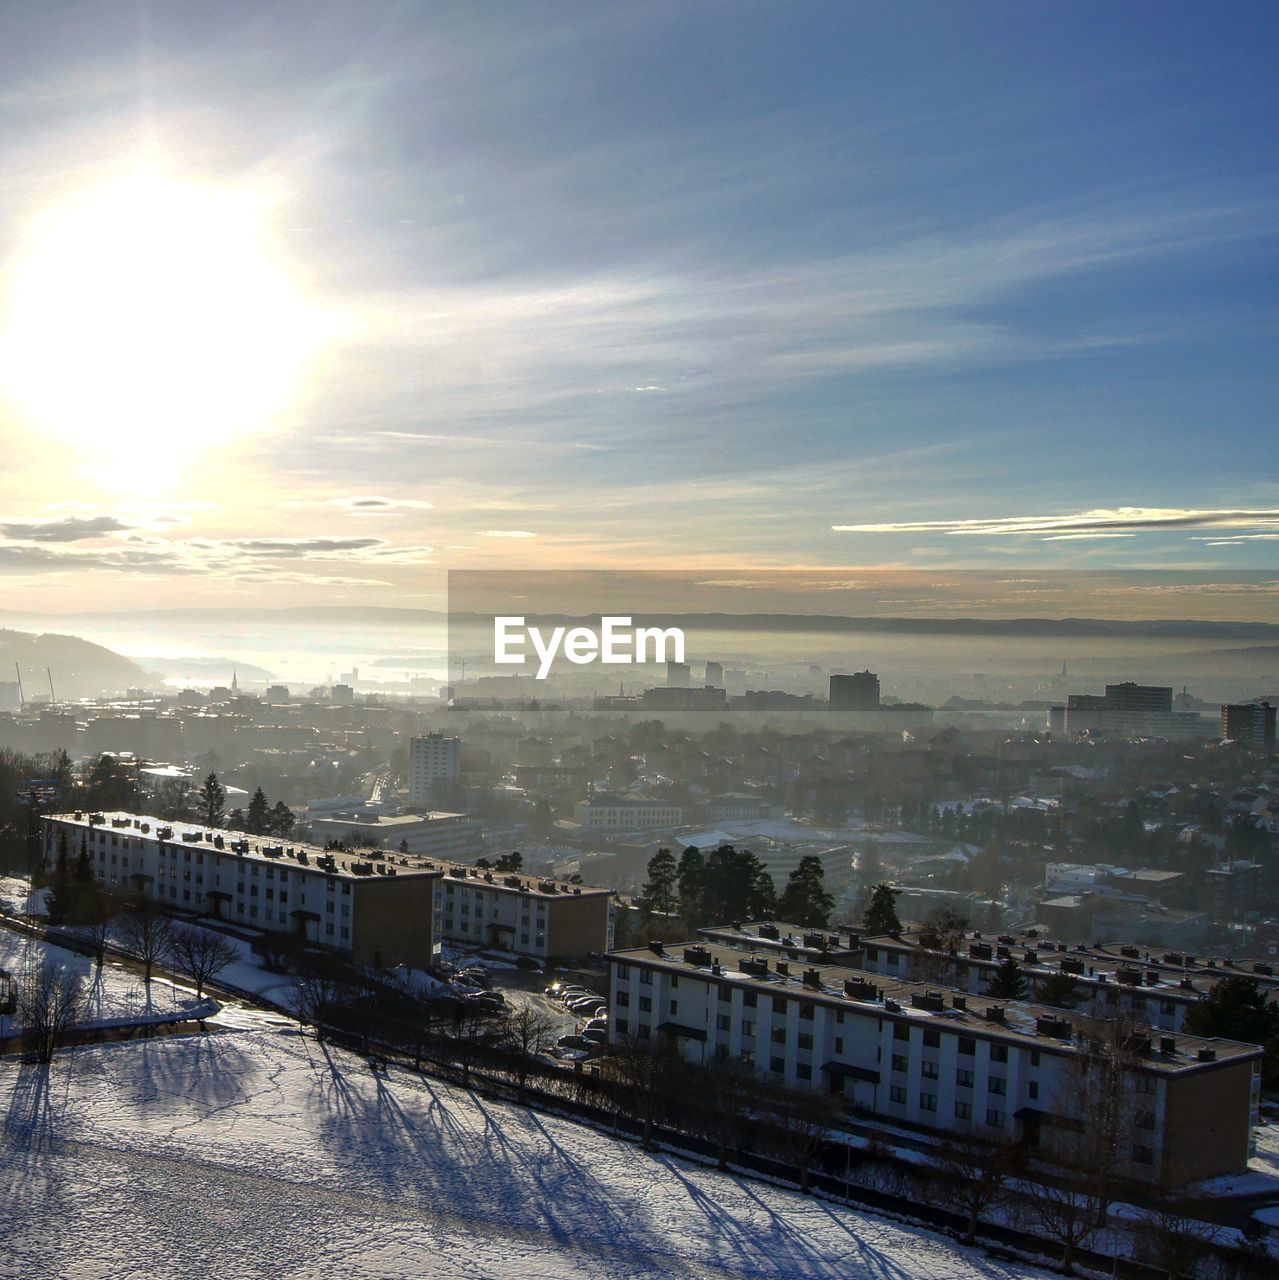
top-left (0, 1), bottom-right (1276, 614)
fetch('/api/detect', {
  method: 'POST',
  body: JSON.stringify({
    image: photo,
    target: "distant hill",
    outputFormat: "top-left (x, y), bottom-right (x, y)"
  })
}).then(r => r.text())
top-left (0, 629), bottom-right (149, 699)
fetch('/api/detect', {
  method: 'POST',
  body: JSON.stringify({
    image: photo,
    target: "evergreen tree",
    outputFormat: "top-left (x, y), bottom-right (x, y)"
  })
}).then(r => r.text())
top-left (862, 882), bottom-right (901, 934)
top-left (82, 754), bottom-right (138, 811)
top-left (987, 957), bottom-right (1028, 1001)
top-left (494, 850), bottom-right (524, 873)
top-left (1036, 972), bottom-right (1082, 1009)
top-left (639, 848), bottom-right (678, 916)
top-left (269, 801), bottom-right (295, 837)
top-left (46, 828), bottom-right (72, 924)
top-left (676, 845), bottom-right (705, 922)
top-left (199, 772), bottom-right (226, 827)
top-left (778, 855), bottom-right (835, 928)
top-left (1184, 976), bottom-right (1279, 1087)
top-left (246, 787), bottom-right (270, 834)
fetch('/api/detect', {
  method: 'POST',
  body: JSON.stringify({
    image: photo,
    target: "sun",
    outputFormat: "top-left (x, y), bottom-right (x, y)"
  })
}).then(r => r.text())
top-left (0, 169), bottom-right (329, 487)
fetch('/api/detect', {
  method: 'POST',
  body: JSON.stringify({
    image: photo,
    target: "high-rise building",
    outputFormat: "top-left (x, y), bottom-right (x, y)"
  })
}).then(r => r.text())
top-left (704, 660), bottom-right (723, 689)
top-left (829, 670), bottom-right (880, 712)
top-left (666, 660), bottom-right (691, 687)
top-left (409, 733), bottom-right (461, 806)
top-left (1222, 702), bottom-right (1276, 750)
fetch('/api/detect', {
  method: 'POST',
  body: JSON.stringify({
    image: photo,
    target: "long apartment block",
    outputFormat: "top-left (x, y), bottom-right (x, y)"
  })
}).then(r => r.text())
top-left (607, 936), bottom-right (1263, 1187)
top-left (42, 811), bottom-right (611, 967)
top-left (700, 920), bottom-right (1279, 1033)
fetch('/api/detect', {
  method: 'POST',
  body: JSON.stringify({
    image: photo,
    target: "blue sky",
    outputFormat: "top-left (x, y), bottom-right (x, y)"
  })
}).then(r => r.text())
top-left (0, 2), bottom-right (1275, 608)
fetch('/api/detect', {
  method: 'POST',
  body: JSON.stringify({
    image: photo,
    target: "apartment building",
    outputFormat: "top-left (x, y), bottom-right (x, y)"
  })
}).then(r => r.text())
top-left (42, 810), bottom-right (441, 969)
top-left (607, 937), bottom-right (1262, 1187)
top-left (408, 733), bottom-right (461, 806)
top-left (43, 810), bottom-right (612, 966)
top-left (430, 862), bottom-right (611, 960)
top-left (308, 809), bottom-right (481, 859)
top-left (573, 794), bottom-right (686, 831)
top-left (700, 920), bottom-right (1279, 1035)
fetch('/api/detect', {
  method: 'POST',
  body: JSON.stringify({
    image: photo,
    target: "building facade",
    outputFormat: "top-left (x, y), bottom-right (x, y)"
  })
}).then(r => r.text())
top-left (607, 936), bottom-right (1262, 1187)
top-left (409, 733), bottom-right (461, 806)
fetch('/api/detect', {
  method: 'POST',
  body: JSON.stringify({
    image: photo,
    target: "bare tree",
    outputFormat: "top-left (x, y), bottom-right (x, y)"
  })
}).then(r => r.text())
top-left (929, 1124), bottom-right (1024, 1243)
top-left (1134, 1164), bottom-right (1219, 1280)
top-left (114, 897), bottom-right (175, 985)
top-left (170, 925), bottom-right (237, 998)
top-left (82, 889), bottom-right (120, 970)
top-left (611, 1032), bottom-right (681, 1148)
top-left (684, 1053), bottom-right (758, 1170)
top-left (16, 951), bottom-right (84, 1063)
top-left (501, 1002), bottom-right (557, 1097)
top-left (447, 998), bottom-right (503, 1088)
top-left (1018, 1164), bottom-right (1096, 1277)
top-left (764, 1086), bottom-right (842, 1194)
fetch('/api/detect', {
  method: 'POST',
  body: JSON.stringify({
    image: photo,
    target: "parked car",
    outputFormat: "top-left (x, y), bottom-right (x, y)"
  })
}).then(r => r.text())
top-left (583, 1016), bottom-right (609, 1032)
top-left (580, 1028), bottom-right (607, 1045)
top-left (566, 997), bottom-right (605, 1015)
top-left (557, 1034), bottom-right (596, 1051)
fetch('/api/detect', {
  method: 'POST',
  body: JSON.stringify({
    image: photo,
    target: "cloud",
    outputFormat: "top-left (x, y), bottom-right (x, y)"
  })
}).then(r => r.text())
top-left (327, 495), bottom-right (434, 514)
top-left (0, 515), bottom-right (130, 541)
top-left (480, 529), bottom-right (536, 538)
top-left (833, 507), bottom-right (1279, 537)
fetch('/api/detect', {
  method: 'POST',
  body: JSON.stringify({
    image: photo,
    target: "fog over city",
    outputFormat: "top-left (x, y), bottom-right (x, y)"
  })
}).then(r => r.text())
top-left (0, 6), bottom-right (1277, 1280)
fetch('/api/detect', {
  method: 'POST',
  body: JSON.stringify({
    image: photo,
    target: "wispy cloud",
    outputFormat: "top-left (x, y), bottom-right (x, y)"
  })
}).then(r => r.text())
top-left (0, 514), bottom-right (130, 541)
top-left (834, 507), bottom-right (1279, 538)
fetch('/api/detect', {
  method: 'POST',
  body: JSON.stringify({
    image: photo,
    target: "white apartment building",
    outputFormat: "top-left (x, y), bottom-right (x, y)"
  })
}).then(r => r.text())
top-left (42, 811), bottom-right (441, 969)
top-left (607, 938), bottom-right (1262, 1187)
top-left (573, 794), bottom-right (685, 831)
top-left (409, 733), bottom-right (461, 806)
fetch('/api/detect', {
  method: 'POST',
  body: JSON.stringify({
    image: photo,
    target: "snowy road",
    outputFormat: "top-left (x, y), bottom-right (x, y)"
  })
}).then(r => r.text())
top-left (1, 1025), bottom-right (1050, 1280)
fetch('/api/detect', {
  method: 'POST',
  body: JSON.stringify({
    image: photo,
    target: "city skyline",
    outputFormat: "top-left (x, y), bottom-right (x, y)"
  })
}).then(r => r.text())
top-left (0, 3), bottom-right (1275, 611)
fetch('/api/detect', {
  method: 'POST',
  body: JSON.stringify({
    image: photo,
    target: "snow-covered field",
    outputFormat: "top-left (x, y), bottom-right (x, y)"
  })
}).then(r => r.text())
top-left (0, 1020), bottom-right (1053, 1280)
top-left (0, 928), bottom-right (209, 1028)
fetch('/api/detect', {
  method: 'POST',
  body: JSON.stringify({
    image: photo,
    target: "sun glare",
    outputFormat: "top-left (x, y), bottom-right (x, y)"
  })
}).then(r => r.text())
top-left (0, 170), bottom-right (328, 488)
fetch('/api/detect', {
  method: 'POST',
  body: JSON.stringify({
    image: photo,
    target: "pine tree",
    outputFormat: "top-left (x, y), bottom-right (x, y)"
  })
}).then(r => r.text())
top-left (245, 788), bottom-right (270, 834)
top-left (639, 848), bottom-right (678, 916)
top-left (269, 801), bottom-right (295, 837)
top-left (778, 856), bottom-right (835, 928)
top-left (862, 882), bottom-right (901, 934)
top-left (199, 772), bottom-right (226, 827)
top-left (676, 845), bottom-right (705, 922)
top-left (987, 957), bottom-right (1028, 1001)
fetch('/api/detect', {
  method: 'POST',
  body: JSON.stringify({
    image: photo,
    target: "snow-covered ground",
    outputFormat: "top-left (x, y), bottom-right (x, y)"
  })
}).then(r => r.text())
top-left (0, 928), bottom-right (210, 1028)
top-left (0, 1022), bottom-right (1054, 1280)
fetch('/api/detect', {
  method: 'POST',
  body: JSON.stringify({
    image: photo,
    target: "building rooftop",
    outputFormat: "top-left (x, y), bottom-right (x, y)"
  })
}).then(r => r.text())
top-left (609, 940), bottom-right (1263, 1070)
top-left (48, 810), bottom-right (611, 900)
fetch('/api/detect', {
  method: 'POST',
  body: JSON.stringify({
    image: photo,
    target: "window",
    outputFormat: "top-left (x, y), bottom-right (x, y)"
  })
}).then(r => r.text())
top-left (920, 1092), bottom-right (937, 1112)
top-left (955, 1101), bottom-right (972, 1120)
top-left (1133, 1145), bottom-right (1154, 1165)
top-left (669, 1000), bottom-right (678, 1015)
top-left (800, 1004), bottom-right (814, 1021)
top-left (893, 1023), bottom-right (910, 1042)
top-left (616, 963), bottom-right (629, 979)
top-left (717, 1014), bottom-right (730, 1031)
top-left (640, 970), bottom-right (652, 985)
top-left (921, 1061), bottom-right (938, 1080)
top-left (773, 997), bottom-right (787, 1015)
top-left (798, 1033), bottom-right (813, 1051)
top-left (797, 1063), bottom-right (812, 1080)
top-left (889, 1086), bottom-right (907, 1104)
top-left (742, 1021), bottom-right (754, 1037)
top-left (990, 1044), bottom-right (1008, 1064)
top-left (614, 1018), bottom-right (628, 1035)
top-left (892, 1054), bottom-right (908, 1073)
top-left (770, 1057), bottom-right (785, 1074)
top-left (743, 991), bottom-right (757, 1008)
top-left (718, 985), bottom-right (731, 1002)
top-left (772, 1027), bottom-right (787, 1044)
top-left (986, 1109), bottom-right (1003, 1128)
top-left (988, 1077), bottom-right (1006, 1096)
top-left (616, 991), bottom-right (629, 1007)
top-left (834, 1037), bottom-right (844, 1054)
top-left (1137, 1110), bottom-right (1155, 1131)
top-left (922, 1028), bottom-right (940, 1048)
top-left (1030, 1050), bottom-right (1041, 1067)
top-left (1028, 1081), bottom-right (1039, 1100)
top-left (670, 976), bottom-right (679, 988)
top-left (638, 996), bottom-right (652, 1013)
top-left (1136, 1075), bottom-right (1155, 1095)
top-left (956, 1068), bottom-right (974, 1088)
